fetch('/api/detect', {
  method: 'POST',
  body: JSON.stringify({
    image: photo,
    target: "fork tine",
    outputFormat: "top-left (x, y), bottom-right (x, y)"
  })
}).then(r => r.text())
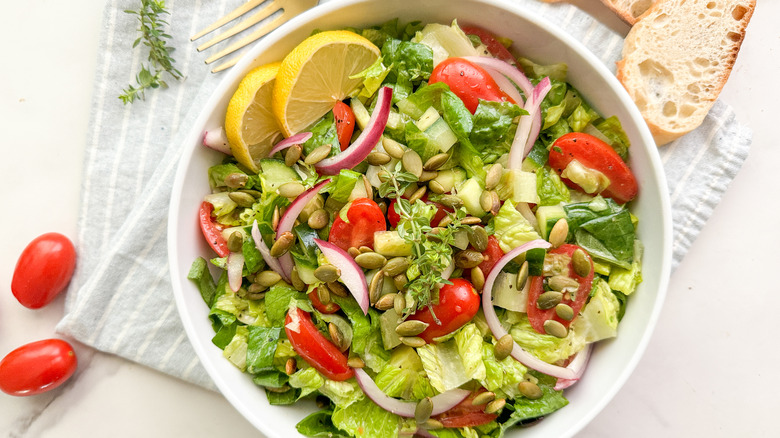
top-left (190, 0), bottom-right (267, 41)
top-left (205, 14), bottom-right (287, 66)
top-left (197, 0), bottom-right (281, 52)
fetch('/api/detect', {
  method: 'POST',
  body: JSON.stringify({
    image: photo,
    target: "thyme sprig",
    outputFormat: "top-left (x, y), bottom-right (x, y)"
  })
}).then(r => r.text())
top-left (120, 0), bottom-right (182, 104)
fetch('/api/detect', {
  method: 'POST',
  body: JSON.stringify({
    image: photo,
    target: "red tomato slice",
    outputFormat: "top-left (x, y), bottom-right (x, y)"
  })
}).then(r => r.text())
top-left (387, 195), bottom-right (451, 228)
top-left (199, 201), bottom-right (230, 257)
top-left (11, 232), bottom-right (77, 309)
top-left (308, 288), bottom-right (340, 314)
top-left (429, 57), bottom-right (514, 114)
top-left (411, 278), bottom-right (481, 343)
top-left (285, 308), bottom-right (353, 381)
top-left (460, 25), bottom-right (516, 65)
top-left (328, 198), bottom-right (386, 251)
top-left (0, 339), bottom-right (78, 396)
top-left (433, 391), bottom-right (499, 428)
top-left (548, 132), bottom-right (638, 204)
top-left (477, 235), bottom-right (504, 277)
top-left (527, 244), bottom-right (594, 334)
top-left (333, 101), bottom-right (356, 151)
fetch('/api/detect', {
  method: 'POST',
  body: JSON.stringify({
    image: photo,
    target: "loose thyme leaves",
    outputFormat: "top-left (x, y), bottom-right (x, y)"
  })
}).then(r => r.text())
top-left (120, 0), bottom-right (182, 104)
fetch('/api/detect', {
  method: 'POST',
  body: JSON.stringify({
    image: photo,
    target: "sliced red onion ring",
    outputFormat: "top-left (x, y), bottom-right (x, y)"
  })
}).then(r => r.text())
top-left (202, 127), bottom-right (232, 155)
top-left (554, 344), bottom-right (593, 390)
top-left (481, 239), bottom-right (577, 380)
top-left (226, 252), bottom-right (244, 292)
top-left (252, 221), bottom-right (290, 283)
top-left (508, 77), bottom-right (552, 169)
top-left (275, 179), bottom-right (332, 280)
top-left (464, 56), bottom-right (533, 99)
top-left (483, 66), bottom-right (524, 107)
top-left (315, 87), bottom-right (393, 175)
top-left (354, 369), bottom-right (470, 418)
top-left (269, 132), bottom-right (313, 156)
top-left (313, 239), bottom-right (370, 315)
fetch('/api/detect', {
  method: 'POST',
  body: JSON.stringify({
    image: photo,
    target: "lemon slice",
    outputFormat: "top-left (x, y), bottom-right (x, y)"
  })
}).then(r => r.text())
top-left (225, 62), bottom-right (284, 173)
top-left (272, 30), bottom-right (380, 137)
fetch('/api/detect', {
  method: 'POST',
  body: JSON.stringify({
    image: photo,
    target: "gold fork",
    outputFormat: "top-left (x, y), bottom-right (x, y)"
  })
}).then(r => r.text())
top-left (191, 0), bottom-right (319, 73)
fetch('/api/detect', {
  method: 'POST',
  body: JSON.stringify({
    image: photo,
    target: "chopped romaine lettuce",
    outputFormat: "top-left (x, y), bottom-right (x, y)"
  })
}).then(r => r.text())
top-left (571, 277), bottom-right (619, 343)
top-left (493, 201), bottom-right (541, 252)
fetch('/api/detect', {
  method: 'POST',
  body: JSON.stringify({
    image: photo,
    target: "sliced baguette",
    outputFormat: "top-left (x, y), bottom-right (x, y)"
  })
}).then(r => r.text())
top-left (600, 0), bottom-right (657, 24)
top-left (616, 0), bottom-right (755, 145)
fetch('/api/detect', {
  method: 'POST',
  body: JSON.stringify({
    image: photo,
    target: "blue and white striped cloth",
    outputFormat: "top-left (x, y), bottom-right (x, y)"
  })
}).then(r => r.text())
top-left (56, 0), bottom-right (752, 389)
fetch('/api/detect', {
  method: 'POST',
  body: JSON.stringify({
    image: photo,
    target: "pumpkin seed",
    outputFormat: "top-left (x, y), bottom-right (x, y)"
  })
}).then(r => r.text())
top-left (460, 216), bottom-right (482, 225)
top-left (479, 190), bottom-right (494, 213)
top-left (304, 144), bottom-right (332, 165)
top-left (543, 319), bottom-right (568, 338)
top-left (377, 201), bottom-right (388, 216)
top-left (424, 153), bottom-right (449, 171)
top-left (396, 320), bottom-right (429, 337)
top-left (517, 261), bottom-right (529, 290)
top-left (326, 281), bottom-right (349, 298)
top-left (469, 226), bottom-right (489, 252)
top-left (347, 357), bottom-right (365, 368)
top-left (402, 183), bottom-right (418, 199)
top-left (494, 334), bottom-right (514, 361)
top-left (555, 303), bottom-right (575, 321)
top-left (317, 285), bottom-right (331, 305)
top-left (428, 180), bottom-right (447, 194)
top-left (227, 231), bottom-right (244, 253)
top-left (224, 172), bottom-right (248, 189)
top-left (291, 266), bottom-right (306, 291)
top-left (382, 137), bottom-right (406, 159)
top-left (355, 252), bottom-right (387, 270)
top-left (423, 418), bottom-right (444, 430)
top-left (518, 381), bottom-right (543, 400)
top-left (359, 246), bottom-right (373, 253)
top-left (238, 189), bottom-right (262, 198)
top-left (537, 291), bottom-right (563, 310)
top-left (229, 191), bottom-right (256, 208)
top-left (455, 250), bottom-right (484, 269)
top-left (367, 151), bottom-right (392, 166)
top-left (437, 214), bottom-right (454, 228)
top-left (375, 293), bottom-right (396, 311)
top-left (347, 247), bottom-right (361, 258)
top-left (394, 293), bottom-right (406, 316)
top-left (431, 174), bottom-right (455, 193)
top-left (285, 358), bottom-right (297, 375)
top-left (419, 170), bottom-right (438, 182)
top-left (328, 322), bottom-right (346, 351)
top-left (363, 175), bottom-right (373, 199)
top-left (284, 144), bottom-right (302, 167)
top-left (402, 149), bottom-right (423, 178)
top-left (307, 208), bottom-right (329, 230)
top-left (471, 266), bottom-right (485, 291)
top-left (256, 270), bottom-right (282, 288)
top-left (369, 271), bottom-right (384, 304)
top-left (548, 275), bottom-right (579, 292)
top-left (377, 170), bottom-right (392, 183)
top-left (472, 391), bottom-right (496, 406)
top-left (400, 336), bottom-right (426, 348)
top-left (383, 257), bottom-right (410, 277)
top-left (278, 181), bottom-right (305, 198)
top-left (484, 398), bottom-right (506, 414)
top-left (415, 397), bottom-right (433, 424)
top-left (272, 205), bottom-right (280, 231)
top-left (246, 283), bottom-right (267, 295)
top-left (270, 232), bottom-right (295, 258)
top-left (548, 218), bottom-right (569, 248)
top-left (314, 264), bottom-right (341, 283)
top-left (408, 186), bottom-right (427, 204)
top-left (301, 194), bottom-right (324, 221)
top-left (393, 273), bottom-right (408, 290)
top-left (485, 163), bottom-right (503, 191)
top-left (438, 194), bottom-right (464, 209)
top-left (572, 248), bottom-right (591, 277)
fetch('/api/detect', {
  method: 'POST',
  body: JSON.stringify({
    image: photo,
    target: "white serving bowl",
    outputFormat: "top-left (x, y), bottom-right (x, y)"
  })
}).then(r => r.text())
top-left (168, 0), bottom-right (672, 436)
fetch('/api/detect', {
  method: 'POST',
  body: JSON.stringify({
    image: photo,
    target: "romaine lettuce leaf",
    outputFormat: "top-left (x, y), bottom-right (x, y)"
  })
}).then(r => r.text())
top-left (493, 201), bottom-right (541, 252)
top-left (536, 166), bottom-right (570, 207)
top-left (332, 397), bottom-right (404, 437)
top-left (246, 326), bottom-right (282, 373)
top-left (288, 366), bottom-right (325, 399)
top-left (418, 339), bottom-right (471, 392)
top-left (499, 372), bottom-right (568, 432)
top-left (296, 409), bottom-right (350, 438)
top-left (187, 257), bottom-right (216, 306)
top-left (509, 314), bottom-right (585, 364)
top-left (454, 323), bottom-right (487, 382)
top-left (571, 277), bottom-right (619, 343)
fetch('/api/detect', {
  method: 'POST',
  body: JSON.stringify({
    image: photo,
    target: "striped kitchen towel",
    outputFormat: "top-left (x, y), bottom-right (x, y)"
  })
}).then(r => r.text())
top-left (56, 0), bottom-right (752, 389)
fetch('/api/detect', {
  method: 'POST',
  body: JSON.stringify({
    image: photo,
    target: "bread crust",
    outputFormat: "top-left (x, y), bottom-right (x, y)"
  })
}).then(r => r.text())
top-left (616, 0), bottom-right (755, 145)
top-left (600, 0), bottom-right (657, 25)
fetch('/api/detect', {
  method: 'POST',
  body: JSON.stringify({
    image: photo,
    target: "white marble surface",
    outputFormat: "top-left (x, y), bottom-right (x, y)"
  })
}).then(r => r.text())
top-left (1, 0), bottom-right (777, 437)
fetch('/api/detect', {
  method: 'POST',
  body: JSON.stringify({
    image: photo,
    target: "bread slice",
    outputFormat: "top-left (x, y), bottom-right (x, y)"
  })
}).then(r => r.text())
top-left (600, 0), bottom-right (657, 24)
top-left (616, 0), bottom-right (755, 145)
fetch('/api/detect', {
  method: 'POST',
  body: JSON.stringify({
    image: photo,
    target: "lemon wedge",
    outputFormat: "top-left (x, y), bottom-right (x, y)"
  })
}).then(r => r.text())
top-left (272, 30), bottom-right (380, 137)
top-left (225, 62), bottom-right (284, 173)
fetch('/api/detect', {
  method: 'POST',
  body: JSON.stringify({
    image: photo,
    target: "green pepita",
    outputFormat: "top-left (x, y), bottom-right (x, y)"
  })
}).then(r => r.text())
top-left (419, 170), bottom-right (438, 182)
top-left (485, 163), bottom-right (503, 191)
top-left (375, 293), bottom-right (396, 311)
top-left (270, 232), bottom-right (295, 258)
top-left (548, 275), bottom-right (580, 292)
top-left (408, 186), bottom-right (427, 205)
top-left (555, 303), bottom-right (575, 321)
top-left (438, 195), bottom-right (463, 209)
top-left (460, 216), bottom-right (482, 226)
top-left (304, 144), bottom-right (332, 165)
top-left (328, 322), bottom-right (347, 351)
top-left (517, 381), bottom-right (543, 400)
top-left (517, 261), bottom-right (530, 290)
top-left (543, 319), bottom-right (568, 338)
top-left (354, 252), bottom-right (387, 270)
top-left (395, 320), bottom-right (429, 337)
top-left (484, 398), bottom-right (506, 414)
top-left (284, 144), bottom-right (302, 167)
top-left (423, 153), bottom-right (449, 171)
top-left (369, 271), bottom-right (384, 304)
top-left (227, 231), bottom-right (244, 253)
top-left (400, 336), bottom-right (426, 348)
top-left (548, 218), bottom-right (569, 248)
top-left (367, 151), bottom-right (392, 166)
top-left (423, 418), bottom-right (444, 430)
top-left (415, 397), bottom-right (433, 424)
top-left (317, 285), bottom-right (331, 305)
top-left (428, 180), bottom-right (447, 194)
top-left (494, 334), bottom-right (514, 361)
top-left (454, 250), bottom-right (484, 269)
top-left (537, 291), bottom-right (563, 310)
top-left (383, 257), bottom-right (410, 277)
top-left (278, 181), bottom-right (306, 198)
top-left (471, 391), bottom-right (496, 406)
top-left (326, 281), bottom-right (349, 298)
top-left (285, 358), bottom-right (297, 375)
top-left (307, 208), bottom-right (329, 230)
top-left (572, 248), bottom-right (592, 277)
top-left (314, 264), bottom-right (341, 283)
top-left (229, 191), bottom-right (256, 208)
top-left (256, 270), bottom-right (282, 288)
top-left (290, 266), bottom-right (306, 291)
top-left (394, 293), bottom-right (406, 316)
top-left (224, 172), bottom-right (248, 189)
top-left (382, 137), bottom-right (405, 159)
top-left (347, 246), bottom-right (361, 258)
top-left (272, 205), bottom-right (280, 231)
top-left (469, 226), bottom-right (489, 252)
top-left (471, 266), bottom-right (485, 291)
top-left (402, 149), bottom-right (423, 178)
top-left (393, 273), bottom-right (408, 290)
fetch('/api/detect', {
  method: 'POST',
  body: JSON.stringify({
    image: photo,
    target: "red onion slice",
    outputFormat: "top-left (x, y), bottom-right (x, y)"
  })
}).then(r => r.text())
top-left (269, 132), bottom-right (313, 156)
top-left (508, 77), bottom-right (552, 169)
top-left (252, 221), bottom-right (290, 283)
top-left (226, 252), bottom-right (244, 292)
top-left (353, 369), bottom-right (470, 418)
top-left (464, 56), bottom-right (533, 99)
top-left (313, 239), bottom-right (370, 315)
top-left (315, 87), bottom-right (393, 175)
top-left (481, 239), bottom-right (578, 380)
top-left (483, 66), bottom-right (524, 107)
top-left (275, 179), bottom-right (332, 280)
top-left (202, 127), bottom-right (232, 155)
top-left (554, 344), bottom-right (593, 390)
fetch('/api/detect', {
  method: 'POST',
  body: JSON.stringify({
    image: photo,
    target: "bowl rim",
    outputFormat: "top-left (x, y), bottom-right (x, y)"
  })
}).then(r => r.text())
top-left (168, 0), bottom-right (673, 436)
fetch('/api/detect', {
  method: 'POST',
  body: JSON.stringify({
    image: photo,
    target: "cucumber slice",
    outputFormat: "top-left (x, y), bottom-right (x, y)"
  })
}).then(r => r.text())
top-left (374, 231), bottom-right (413, 257)
top-left (535, 205), bottom-right (566, 240)
top-left (456, 177), bottom-right (486, 217)
top-left (259, 159), bottom-right (301, 192)
top-left (415, 107), bottom-right (441, 131)
top-left (425, 118), bottom-right (458, 153)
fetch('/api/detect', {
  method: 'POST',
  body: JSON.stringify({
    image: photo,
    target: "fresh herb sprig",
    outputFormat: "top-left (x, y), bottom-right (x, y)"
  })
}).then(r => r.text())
top-left (120, 0), bottom-right (182, 104)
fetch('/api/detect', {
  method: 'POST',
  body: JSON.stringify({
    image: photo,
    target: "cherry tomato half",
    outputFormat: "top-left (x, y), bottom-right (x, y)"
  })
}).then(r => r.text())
top-left (328, 198), bottom-right (386, 251)
top-left (527, 244), bottom-right (594, 334)
top-left (477, 235), bottom-right (504, 277)
top-left (11, 232), bottom-right (77, 309)
top-left (434, 390), bottom-right (499, 428)
top-left (429, 57), bottom-right (514, 114)
top-left (387, 195), bottom-right (451, 229)
top-left (0, 339), bottom-right (78, 396)
top-left (411, 278), bottom-right (481, 343)
top-left (308, 288), bottom-right (340, 314)
top-left (333, 101), bottom-right (356, 152)
top-left (284, 308), bottom-right (353, 381)
top-left (548, 132), bottom-right (638, 204)
top-left (460, 25), bottom-right (517, 65)
top-left (199, 201), bottom-right (230, 258)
